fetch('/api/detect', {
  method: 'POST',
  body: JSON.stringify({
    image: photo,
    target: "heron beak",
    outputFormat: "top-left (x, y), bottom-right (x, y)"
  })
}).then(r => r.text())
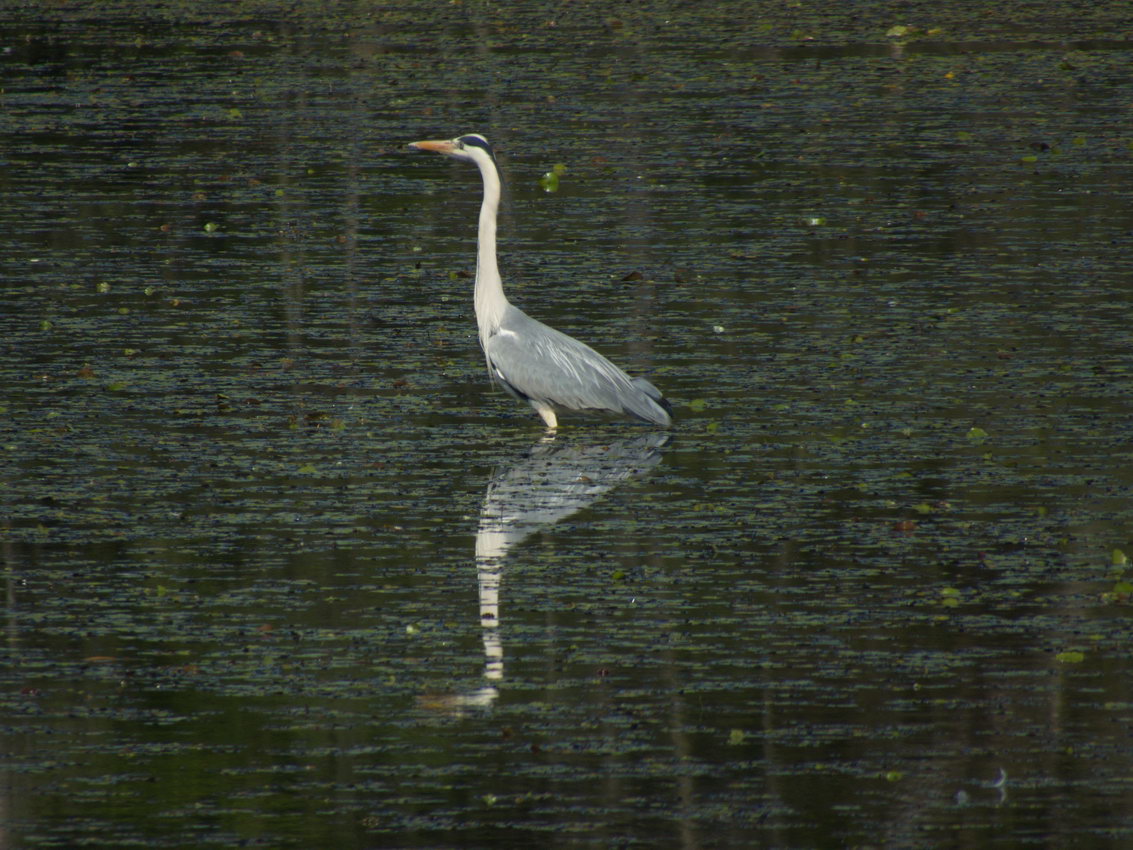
top-left (409, 139), bottom-right (457, 154)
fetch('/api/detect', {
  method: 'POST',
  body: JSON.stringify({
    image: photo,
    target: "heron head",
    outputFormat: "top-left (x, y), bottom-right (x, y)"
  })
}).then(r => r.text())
top-left (409, 133), bottom-right (497, 166)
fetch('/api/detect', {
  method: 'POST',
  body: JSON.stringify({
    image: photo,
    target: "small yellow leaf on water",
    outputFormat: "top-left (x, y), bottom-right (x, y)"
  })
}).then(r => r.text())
top-left (1055, 651), bottom-right (1085, 664)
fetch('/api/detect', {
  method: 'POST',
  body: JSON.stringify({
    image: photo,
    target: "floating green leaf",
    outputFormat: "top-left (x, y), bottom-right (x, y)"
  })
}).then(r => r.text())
top-left (1055, 651), bottom-right (1085, 664)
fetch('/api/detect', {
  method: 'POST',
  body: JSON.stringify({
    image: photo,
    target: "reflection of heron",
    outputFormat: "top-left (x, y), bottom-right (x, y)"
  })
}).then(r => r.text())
top-left (456, 432), bottom-right (668, 706)
top-left (477, 432), bottom-right (669, 561)
top-left (408, 134), bottom-right (672, 430)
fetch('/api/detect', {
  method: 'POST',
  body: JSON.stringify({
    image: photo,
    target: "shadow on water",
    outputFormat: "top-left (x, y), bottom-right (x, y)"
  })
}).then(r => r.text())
top-left (441, 432), bottom-right (668, 710)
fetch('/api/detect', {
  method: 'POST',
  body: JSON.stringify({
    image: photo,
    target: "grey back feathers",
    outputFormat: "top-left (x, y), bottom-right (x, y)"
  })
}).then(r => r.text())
top-left (486, 305), bottom-right (671, 426)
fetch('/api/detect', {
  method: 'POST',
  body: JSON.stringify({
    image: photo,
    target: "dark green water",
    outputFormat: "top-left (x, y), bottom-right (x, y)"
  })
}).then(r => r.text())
top-left (3, 2), bottom-right (1132, 847)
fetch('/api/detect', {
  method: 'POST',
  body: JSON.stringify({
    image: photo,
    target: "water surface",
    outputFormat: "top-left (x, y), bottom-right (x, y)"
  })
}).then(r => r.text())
top-left (3, 1), bottom-right (1132, 847)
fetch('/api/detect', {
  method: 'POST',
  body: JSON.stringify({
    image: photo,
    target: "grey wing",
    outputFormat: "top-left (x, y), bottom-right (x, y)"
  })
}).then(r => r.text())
top-left (484, 308), bottom-right (670, 425)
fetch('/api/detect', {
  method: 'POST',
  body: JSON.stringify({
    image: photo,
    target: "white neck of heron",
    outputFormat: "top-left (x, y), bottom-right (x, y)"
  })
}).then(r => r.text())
top-left (474, 155), bottom-right (508, 343)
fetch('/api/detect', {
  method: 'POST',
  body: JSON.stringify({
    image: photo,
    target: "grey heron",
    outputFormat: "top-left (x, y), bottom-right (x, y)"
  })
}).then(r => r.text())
top-left (408, 133), bottom-right (672, 430)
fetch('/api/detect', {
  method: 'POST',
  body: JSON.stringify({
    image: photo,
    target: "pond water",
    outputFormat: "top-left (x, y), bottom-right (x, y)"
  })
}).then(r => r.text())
top-left (3, 2), bottom-right (1132, 847)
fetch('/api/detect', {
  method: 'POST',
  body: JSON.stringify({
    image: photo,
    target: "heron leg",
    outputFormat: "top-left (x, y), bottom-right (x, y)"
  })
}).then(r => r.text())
top-left (531, 401), bottom-right (558, 430)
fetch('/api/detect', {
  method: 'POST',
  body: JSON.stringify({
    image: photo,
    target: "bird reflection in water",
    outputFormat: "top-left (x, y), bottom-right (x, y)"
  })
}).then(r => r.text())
top-left (446, 431), bottom-right (668, 711)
